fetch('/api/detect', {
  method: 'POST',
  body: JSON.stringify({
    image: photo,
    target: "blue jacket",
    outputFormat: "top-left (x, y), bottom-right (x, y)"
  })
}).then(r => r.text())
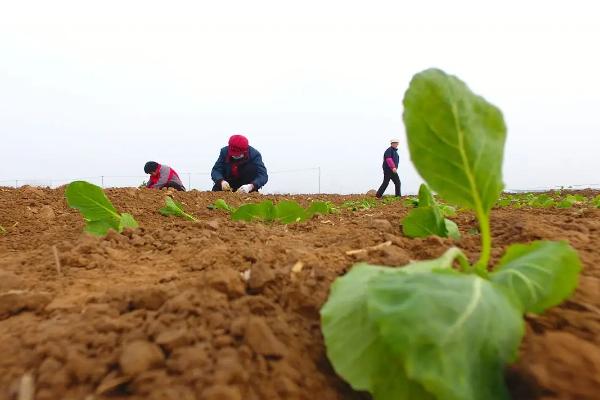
top-left (382, 146), bottom-right (399, 171)
top-left (211, 146), bottom-right (269, 189)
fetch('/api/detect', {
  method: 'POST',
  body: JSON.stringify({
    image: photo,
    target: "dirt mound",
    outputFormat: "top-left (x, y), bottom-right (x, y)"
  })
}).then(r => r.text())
top-left (0, 187), bottom-right (599, 399)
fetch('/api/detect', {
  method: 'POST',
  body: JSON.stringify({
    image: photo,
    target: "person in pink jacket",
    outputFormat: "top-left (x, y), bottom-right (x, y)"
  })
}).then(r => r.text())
top-left (376, 139), bottom-right (401, 198)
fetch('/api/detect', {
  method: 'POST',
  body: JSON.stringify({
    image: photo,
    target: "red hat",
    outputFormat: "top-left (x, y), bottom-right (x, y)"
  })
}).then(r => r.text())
top-left (227, 135), bottom-right (249, 158)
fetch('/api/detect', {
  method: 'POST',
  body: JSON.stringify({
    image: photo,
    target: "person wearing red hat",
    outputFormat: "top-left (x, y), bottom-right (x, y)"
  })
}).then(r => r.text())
top-left (211, 135), bottom-right (268, 193)
top-left (376, 138), bottom-right (401, 198)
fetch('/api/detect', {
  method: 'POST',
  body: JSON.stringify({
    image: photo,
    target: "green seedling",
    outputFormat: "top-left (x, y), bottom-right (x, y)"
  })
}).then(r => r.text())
top-left (342, 198), bottom-right (378, 211)
top-left (321, 69), bottom-right (581, 400)
top-left (66, 181), bottom-right (138, 236)
top-left (210, 199), bottom-right (236, 213)
top-left (307, 200), bottom-right (337, 216)
top-left (381, 196), bottom-right (403, 205)
top-left (557, 194), bottom-right (582, 208)
top-left (229, 199), bottom-right (334, 224)
top-left (159, 196), bottom-right (198, 222)
top-left (402, 184), bottom-right (460, 240)
top-left (403, 196), bottom-right (420, 207)
top-left (0, 225), bottom-right (5, 235)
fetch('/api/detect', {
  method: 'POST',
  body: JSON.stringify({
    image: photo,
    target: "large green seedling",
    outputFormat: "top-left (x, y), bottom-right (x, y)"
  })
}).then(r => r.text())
top-left (66, 181), bottom-right (138, 236)
top-left (402, 184), bottom-right (460, 240)
top-left (159, 197), bottom-right (198, 221)
top-left (321, 69), bottom-right (581, 400)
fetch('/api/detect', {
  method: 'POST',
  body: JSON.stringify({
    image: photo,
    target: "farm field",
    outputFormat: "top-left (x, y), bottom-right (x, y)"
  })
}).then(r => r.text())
top-left (0, 186), bottom-right (599, 400)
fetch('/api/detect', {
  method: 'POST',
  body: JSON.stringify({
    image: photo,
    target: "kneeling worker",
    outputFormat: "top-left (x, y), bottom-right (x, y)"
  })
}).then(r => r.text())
top-left (144, 161), bottom-right (186, 191)
top-left (211, 134), bottom-right (268, 193)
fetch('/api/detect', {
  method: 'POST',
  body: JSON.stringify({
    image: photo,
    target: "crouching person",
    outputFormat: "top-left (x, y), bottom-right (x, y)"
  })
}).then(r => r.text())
top-left (211, 134), bottom-right (268, 193)
top-left (144, 161), bottom-right (186, 191)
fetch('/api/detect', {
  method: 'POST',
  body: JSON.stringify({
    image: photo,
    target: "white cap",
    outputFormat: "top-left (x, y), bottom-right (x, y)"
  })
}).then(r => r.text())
top-left (390, 138), bottom-right (400, 143)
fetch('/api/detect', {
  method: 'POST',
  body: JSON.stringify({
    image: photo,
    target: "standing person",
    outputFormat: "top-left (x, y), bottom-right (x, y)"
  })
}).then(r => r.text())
top-left (144, 161), bottom-right (186, 191)
top-left (211, 134), bottom-right (268, 193)
top-left (376, 139), bottom-right (401, 198)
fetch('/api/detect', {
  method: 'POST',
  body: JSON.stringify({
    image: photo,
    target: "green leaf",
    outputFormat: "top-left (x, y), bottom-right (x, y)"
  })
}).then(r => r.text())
top-left (66, 181), bottom-right (121, 223)
top-left (444, 219), bottom-right (461, 240)
top-left (417, 184), bottom-right (435, 207)
top-left (490, 241), bottom-right (582, 314)
top-left (382, 196), bottom-right (402, 205)
top-left (84, 220), bottom-right (117, 236)
top-left (439, 204), bottom-right (457, 217)
top-left (232, 200), bottom-right (276, 222)
top-left (557, 194), bottom-right (584, 208)
top-left (159, 197), bottom-right (198, 221)
top-left (528, 194), bottom-right (555, 208)
top-left (321, 249), bottom-right (464, 400)
top-left (307, 201), bottom-right (336, 216)
top-left (557, 199), bottom-right (574, 208)
top-left (275, 200), bottom-right (308, 224)
top-left (211, 199), bottom-right (235, 213)
top-left (66, 181), bottom-right (125, 234)
top-left (496, 197), bottom-right (512, 207)
top-left (0, 225), bottom-right (5, 235)
top-left (402, 206), bottom-right (447, 238)
top-left (403, 69), bottom-right (507, 215)
top-left (321, 264), bottom-right (434, 400)
top-left (367, 270), bottom-right (524, 400)
top-left (322, 248), bottom-right (473, 400)
top-left (403, 197), bottom-right (419, 208)
top-left (120, 213), bottom-right (139, 230)
top-left (401, 247), bottom-right (469, 274)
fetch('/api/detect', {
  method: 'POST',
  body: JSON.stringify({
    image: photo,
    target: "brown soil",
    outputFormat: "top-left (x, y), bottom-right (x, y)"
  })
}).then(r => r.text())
top-left (0, 186), bottom-right (599, 400)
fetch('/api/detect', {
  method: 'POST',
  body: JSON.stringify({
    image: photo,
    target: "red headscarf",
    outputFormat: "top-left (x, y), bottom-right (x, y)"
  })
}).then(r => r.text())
top-left (227, 135), bottom-right (249, 178)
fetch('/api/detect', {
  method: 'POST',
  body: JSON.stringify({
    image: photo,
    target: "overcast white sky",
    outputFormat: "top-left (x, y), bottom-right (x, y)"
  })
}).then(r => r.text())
top-left (1, 1), bottom-right (598, 194)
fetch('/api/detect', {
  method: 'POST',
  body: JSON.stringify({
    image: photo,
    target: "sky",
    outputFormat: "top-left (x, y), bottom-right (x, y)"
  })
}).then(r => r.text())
top-left (1, 0), bottom-right (599, 194)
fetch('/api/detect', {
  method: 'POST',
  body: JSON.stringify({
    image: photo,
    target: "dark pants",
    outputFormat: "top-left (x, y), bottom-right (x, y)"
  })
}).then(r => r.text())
top-left (165, 181), bottom-right (186, 191)
top-left (376, 169), bottom-right (401, 197)
top-left (212, 163), bottom-right (259, 192)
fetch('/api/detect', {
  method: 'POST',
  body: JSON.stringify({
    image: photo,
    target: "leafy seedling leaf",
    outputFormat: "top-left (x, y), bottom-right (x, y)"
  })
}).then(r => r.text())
top-left (307, 201), bottom-right (336, 216)
top-left (232, 200), bottom-right (276, 222)
top-left (211, 199), bottom-right (236, 213)
top-left (119, 213), bottom-right (139, 229)
top-left (275, 200), bottom-right (308, 224)
top-left (444, 219), bottom-right (461, 240)
top-left (439, 204), bottom-right (457, 217)
top-left (417, 184), bottom-right (435, 207)
top-left (402, 206), bottom-right (447, 238)
top-left (66, 181), bottom-right (136, 235)
top-left (403, 68), bottom-right (506, 216)
top-left (159, 197), bottom-right (198, 221)
top-left (402, 185), bottom-right (459, 240)
top-left (490, 241), bottom-right (581, 314)
top-left (367, 270), bottom-right (524, 400)
top-left (322, 248), bottom-right (474, 400)
top-left (321, 264), bottom-right (434, 400)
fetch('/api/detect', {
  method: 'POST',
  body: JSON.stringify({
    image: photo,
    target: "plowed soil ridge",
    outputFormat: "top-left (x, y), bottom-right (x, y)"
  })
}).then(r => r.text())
top-left (0, 186), bottom-right (599, 400)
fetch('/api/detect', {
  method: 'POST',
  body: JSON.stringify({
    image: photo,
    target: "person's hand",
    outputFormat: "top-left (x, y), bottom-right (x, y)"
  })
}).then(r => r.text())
top-left (221, 181), bottom-right (231, 191)
top-left (236, 184), bottom-right (254, 193)
top-left (392, 168), bottom-right (398, 174)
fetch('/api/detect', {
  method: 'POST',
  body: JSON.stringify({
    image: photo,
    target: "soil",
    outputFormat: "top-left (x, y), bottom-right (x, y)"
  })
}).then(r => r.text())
top-left (0, 186), bottom-right (599, 400)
